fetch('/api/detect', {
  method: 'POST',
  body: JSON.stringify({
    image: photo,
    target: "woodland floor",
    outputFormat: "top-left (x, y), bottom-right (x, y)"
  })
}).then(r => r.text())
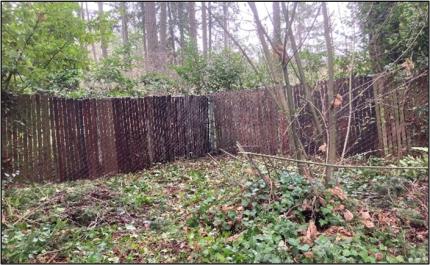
top-left (1, 154), bottom-right (429, 263)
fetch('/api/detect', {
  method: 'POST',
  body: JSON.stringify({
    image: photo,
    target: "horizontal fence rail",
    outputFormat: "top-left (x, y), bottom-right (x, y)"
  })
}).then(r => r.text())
top-left (1, 73), bottom-right (427, 183)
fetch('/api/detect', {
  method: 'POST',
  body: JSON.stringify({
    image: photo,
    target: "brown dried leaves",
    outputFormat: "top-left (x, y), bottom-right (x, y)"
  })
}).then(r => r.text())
top-left (328, 186), bottom-right (347, 201)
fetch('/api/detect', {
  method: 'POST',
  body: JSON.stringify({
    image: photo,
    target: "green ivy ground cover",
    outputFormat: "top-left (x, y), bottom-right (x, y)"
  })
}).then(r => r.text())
top-left (1, 155), bottom-right (428, 263)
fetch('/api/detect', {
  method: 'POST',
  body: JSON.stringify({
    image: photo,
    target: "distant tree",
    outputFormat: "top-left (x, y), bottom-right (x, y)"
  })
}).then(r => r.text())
top-left (98, 2), bottom-right (108, 58)
top-left (202, 2), bottom-right (208, 56)
top-left (188, 2), bottom-right (197, 47)
top-left (272, 2), bottom-right (281, 45)
top-left (144, 2), bottom-right (158, 71)
top-left (120, 2), bottom-right (129, 47)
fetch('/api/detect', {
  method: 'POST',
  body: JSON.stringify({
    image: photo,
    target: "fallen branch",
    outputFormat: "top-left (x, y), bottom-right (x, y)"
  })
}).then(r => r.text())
top-left (237, 142), bottom-right (277, 201)
top-left (239, 151), bottom-right (429, 170)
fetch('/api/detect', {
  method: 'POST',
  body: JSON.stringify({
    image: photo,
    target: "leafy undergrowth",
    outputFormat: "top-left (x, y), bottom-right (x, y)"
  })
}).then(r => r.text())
top-left (2, 154), bottom-right (428, 263)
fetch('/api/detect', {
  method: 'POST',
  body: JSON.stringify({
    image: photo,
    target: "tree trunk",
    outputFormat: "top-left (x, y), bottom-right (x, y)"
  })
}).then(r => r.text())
top-left (145, 2), bottom-right (158, 71)
top-left (322, 3), bottom-right (336, 186)
top-left (284, 5), bottom-right (323, 140)
top-left (248, 2), bottom-right (275, 82)
top-left (188, 2), bottom-right (197, 48)
top-left (223, 2), bottom-right (228, 50)
top-left (167, 2), bottom-right (176, 63)
top-left (120, 2), bottom-right (129, 47)
top-left (158, 2), bottom-right (168, 70)
top-left (202, 2), bottom-right (208, 56)
top-left (178, 2), bottom-right (185, 52)
top-left (208, 2), bottom-right (212, 52)
top-left (140, 2), bottom-right (147, 58)
top-left (272, 2), bottom-right (281, 45)
top-left (280, 2), bottom-right (310, 176)
top-left (79, 2), bottom-right (85, 20)
top-left (85, 2), bottom-right (98, 62)
top-left (98, 2), bottom-right (108, 59)
top-left (160, 2), bottom-right (167, 51)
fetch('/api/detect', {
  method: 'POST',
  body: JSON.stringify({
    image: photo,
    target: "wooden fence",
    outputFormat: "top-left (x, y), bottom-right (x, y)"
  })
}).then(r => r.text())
top-left (2, 74), bottom-right (427, 183)
top-left (1, 95), bottom-right (209, 182)
top-left (209, 76), bottom-right (379, 156)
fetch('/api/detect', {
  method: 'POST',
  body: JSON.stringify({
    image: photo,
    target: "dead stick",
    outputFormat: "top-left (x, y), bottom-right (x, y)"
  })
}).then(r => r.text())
top-left (237, 142), bottom-right (277, 200)
top-left (239, 151), bottom-right (429, 170)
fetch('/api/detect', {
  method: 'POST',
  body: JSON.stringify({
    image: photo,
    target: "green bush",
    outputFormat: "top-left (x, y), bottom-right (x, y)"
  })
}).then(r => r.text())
top-left (174, 44), bottom-right (257, 94)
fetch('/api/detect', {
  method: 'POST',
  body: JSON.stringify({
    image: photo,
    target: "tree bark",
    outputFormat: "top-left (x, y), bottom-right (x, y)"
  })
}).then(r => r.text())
top-left (178, 2), bottom-right (185, 51)
top-left (188, 2), bottom-right (197, 48)
top-left (208, 2), bottom-right (212, 52)
top-left (272, 2), bottom-right (281, 45)
top-left (120, 2), bottom-right (129, 47)
top-left (98, 2), bottom-right (108, 58)
top-left (160, 2), bottom-right (167, 51)
top-left (144, 2), bottom-right (158, 71)
top-left (140, 2), bottom-right (147, 58)
top-left (223, 2), bottom-right (228, 50)
top-left (280, 2), bottom-right (310, 177)
top-left (284, 4), bottom-right (324, 140)
top-left (79, 2), bottom-right (85, 20)
top-left (248, 2), bottom-right (276, 82)
top-left (167, 2), bottom-right (176, 63)
top-left (322, 3), bottom-right (336, 185)
top-left (202, 2), bottom-right (208, 56)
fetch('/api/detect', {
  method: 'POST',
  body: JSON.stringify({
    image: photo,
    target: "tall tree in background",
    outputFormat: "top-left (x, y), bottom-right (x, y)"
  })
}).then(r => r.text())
top-left (272, 2), bottom-right (281, 46)
top-left (98, 2), bottom-right (108, 58)
top-left (202, 2), bottom-right (208, 56)
top-left (188, 2), bottom-right (197, 47)
top-left (144, 2), bottom-right (158, 71)
top-left (139, 2), bottom-right (147, 58)
top-left (160, 2), bottom-right (167, 52)
top-left (208, 2), bottom-right (212, 52)
top-left (322, 3), bottom-right (337, 185)
top-left (223, 2), bottom-right (228, 50)
top-left (248, 2), bottom-right (275, 82)
top-left (167, 2), bottom-right (176, 63)
top-left (159, 2), bottom-right (169, 68)
top-left (120, 2), bottom-right (129, 47)
top-left (178, 2), bottom-right (186, 53)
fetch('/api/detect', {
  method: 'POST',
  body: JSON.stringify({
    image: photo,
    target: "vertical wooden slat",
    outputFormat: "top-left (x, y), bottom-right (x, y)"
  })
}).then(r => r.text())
top-left (29, 96), bottom-right (37, 181)
top-left (107, 99), bottom-right (118, 174)
top-left (73, 99), bottom-right (82, 179)
top-left (40, 96), bottom-right (51, 180)
top-left (83, 99), bottom-right (94, 178)
top-left (122, 98), bottom-right (131, 172)
top-left (34, 95), bottom-right (42, 181)
top-left (53, 98), bottom-right (64, 181)
top-left (48, 97), bottom-right (58, 180)
top-left (19, 96), bottom-right (29, 180)
top-left (92, 99), bottom-right (102, 177)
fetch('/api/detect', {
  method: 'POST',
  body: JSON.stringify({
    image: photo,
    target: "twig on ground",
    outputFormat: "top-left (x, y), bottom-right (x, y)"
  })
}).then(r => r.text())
top-left (219, 148), bottom-right (239, 160)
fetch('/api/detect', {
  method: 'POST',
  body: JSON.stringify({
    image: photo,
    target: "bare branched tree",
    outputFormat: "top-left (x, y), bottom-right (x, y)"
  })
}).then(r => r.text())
top-left (322, 3), bottom-right (337, 185)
